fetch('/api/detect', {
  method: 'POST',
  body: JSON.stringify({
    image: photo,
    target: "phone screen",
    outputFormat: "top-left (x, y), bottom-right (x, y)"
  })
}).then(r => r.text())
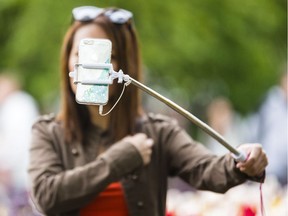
top-left (75, 38), bottom-right (112, 105)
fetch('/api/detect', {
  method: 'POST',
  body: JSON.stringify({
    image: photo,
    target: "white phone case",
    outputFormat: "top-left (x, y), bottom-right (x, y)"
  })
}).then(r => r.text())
top-left (75, 38), bottom-right (112, 105)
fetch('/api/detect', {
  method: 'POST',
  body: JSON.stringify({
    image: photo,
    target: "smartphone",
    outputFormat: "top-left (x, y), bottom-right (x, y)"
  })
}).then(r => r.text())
top-left (75, 38), bottom-right (112, 105)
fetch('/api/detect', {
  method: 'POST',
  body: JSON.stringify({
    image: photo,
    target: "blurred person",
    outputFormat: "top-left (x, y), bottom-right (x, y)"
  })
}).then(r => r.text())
top-left (202, 97), bottom-right (248, 155)
top-left (255, 71), bottom-right (287, 186)
top-left (28, 6), bottom-right (268, 216)
top-left (0, 73), bottom-right (39, 214)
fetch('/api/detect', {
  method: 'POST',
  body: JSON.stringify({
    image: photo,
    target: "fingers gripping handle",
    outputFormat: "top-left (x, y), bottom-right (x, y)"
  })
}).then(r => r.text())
top-left (232, 151), bottom-right (247, 162)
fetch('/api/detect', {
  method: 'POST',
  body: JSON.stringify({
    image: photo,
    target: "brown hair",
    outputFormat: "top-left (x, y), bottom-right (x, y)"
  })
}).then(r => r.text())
top-left (57, 9), bottom-right (143, 143)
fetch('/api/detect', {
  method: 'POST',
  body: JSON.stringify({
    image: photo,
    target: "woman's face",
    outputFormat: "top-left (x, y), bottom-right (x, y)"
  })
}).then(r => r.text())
top-left (69, 23), bottom-right (116, 93)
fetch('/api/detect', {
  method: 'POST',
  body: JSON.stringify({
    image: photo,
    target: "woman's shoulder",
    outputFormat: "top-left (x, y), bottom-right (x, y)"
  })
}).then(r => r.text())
top-left (34, 113), bottom-right (56, 124)
top-left (141, 112), bottom-right (179, 129)
top-left (144, 112), bottom-right (178, 122)
top-left (32, 113), bottom-right (61, 132)
top-left (140, 113), bottom-right (187, 145)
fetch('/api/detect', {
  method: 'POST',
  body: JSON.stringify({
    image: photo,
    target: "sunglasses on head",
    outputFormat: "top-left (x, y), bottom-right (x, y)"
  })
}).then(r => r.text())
top-left (72, 6), bottom-right (133, 24)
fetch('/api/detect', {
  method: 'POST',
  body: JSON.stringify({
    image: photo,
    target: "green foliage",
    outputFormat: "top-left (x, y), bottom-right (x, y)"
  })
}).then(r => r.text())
top-left (0, 0), bottom-right (286, 114)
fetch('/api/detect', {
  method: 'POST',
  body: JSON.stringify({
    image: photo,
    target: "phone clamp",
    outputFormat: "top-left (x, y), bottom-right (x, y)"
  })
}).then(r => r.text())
top-left (69, 63), bottom-right (130, 85)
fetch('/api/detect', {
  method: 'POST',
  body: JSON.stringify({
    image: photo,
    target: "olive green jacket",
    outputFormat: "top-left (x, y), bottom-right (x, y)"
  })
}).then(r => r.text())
top-left (28, 113), bottom-right (253, 216)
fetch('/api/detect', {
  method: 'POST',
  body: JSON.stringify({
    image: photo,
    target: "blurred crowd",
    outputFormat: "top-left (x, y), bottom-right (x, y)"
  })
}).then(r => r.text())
top-left (167, 71), bottom-right (287, 215)
top-left (0, 74), bottom-right (39, 215)
top-left (250, 72), bottom-right (287, 186)
top-left (0, 69), bottom-right (287, 215)
top-left (202, 72), bottom-right (287, 186)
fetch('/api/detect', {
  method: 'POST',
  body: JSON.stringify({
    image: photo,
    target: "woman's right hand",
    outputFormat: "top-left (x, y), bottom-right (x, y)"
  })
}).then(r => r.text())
top-left (123, 133), bottom-right (154, 165)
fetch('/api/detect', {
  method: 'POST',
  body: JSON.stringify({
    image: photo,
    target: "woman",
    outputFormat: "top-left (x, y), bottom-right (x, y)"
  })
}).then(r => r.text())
top-left (28, 6), bottom-right (268, 216)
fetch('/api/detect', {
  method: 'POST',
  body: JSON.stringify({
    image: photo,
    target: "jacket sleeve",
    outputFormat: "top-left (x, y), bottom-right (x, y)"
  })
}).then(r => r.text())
top-left (28, 120), bottom-right (143, 214)
top-left (164, 120), bottom-right (249, 193)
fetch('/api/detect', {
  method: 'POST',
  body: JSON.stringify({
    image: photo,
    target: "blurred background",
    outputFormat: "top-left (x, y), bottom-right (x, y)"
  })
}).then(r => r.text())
top-left (0, 0), bottom-right (286, 215)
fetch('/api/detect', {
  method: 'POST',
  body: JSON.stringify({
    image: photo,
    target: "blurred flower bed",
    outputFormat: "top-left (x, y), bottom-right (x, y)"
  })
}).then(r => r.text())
top-left (166, 175), bottom-right (287, 216)
top-left (0, 187), bottom-right (38, 216)
top-left (0, 175), bottom-right (286, 215)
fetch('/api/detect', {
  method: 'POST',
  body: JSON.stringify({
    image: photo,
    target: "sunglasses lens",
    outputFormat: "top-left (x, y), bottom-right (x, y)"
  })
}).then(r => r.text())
top-left (73, 6), bottom-right (104, 21)
top-left (105, 9), bottom-right (133, 24)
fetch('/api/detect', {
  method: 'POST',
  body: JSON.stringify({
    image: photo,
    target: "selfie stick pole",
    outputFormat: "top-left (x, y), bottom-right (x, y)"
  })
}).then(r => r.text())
top-left (70, 63), bottom-right (246, 162)
top-left (128, 77), bottom-right (246, 162)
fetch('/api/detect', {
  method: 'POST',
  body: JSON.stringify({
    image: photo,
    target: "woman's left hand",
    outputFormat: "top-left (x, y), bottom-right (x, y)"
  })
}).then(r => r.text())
top-left (235, 143), bottom-right (268, 177)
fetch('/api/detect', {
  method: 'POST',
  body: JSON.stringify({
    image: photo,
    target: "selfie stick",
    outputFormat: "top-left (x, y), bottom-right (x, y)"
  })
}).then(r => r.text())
top-left (128, 77), bottom-right (246, 162)
top-left (70, 63), bottom-right (247, 162)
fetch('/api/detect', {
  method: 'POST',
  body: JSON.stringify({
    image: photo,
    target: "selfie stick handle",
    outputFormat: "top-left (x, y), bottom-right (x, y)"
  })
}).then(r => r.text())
top-left (128, 77), bottom-right (246, 162)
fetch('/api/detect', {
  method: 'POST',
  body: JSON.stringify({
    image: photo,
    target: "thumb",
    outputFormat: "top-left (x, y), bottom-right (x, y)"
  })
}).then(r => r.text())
top-left (145, 139), bottom-right (154, 147)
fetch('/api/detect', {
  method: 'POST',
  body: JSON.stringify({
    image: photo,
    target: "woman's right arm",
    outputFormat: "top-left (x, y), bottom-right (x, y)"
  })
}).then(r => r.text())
top-left (28, 121), bottom-right (143, 214)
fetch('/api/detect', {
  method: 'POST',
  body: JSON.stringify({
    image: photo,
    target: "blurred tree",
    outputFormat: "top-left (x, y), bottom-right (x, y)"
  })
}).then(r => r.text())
top-left (0, 0), bottom-right (286, 115)
top-left (0, 0), bottom-right (26, 66)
